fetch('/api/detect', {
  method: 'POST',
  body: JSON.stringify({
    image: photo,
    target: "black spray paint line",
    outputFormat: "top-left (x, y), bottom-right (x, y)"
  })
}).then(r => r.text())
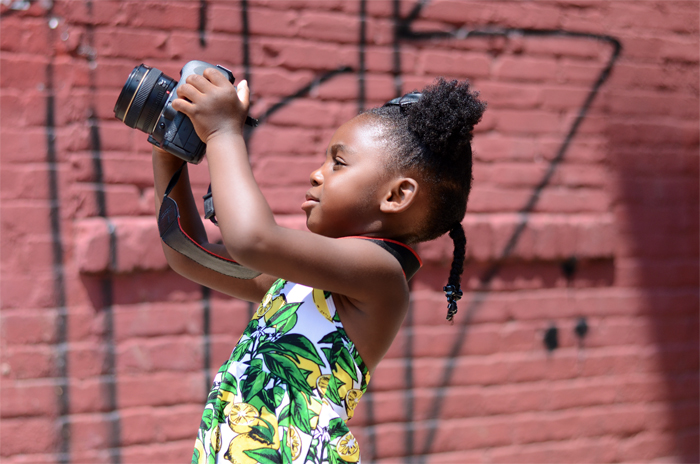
top-left (1, 5), bottom-right (73, 462)
top-left (391, 0), bottom-right (403, 98)
top-left (34, 5), bottom-right (72, 462)
top-left (87, 112), bottom-right (122, 463)
top-left (199, 0), bottom-right (207, 47)
top-left (358, 0), bottom-right (367, 113)
top-left (418, 37), bottom-right (619, 460)
top-left (240, 0), bottom-right (252, 86)
top-left (252, 65), bottom-right (354, 126)
top-left (44, 40), bottom-right (72, 464)
top-left (391, 2), bottom-right (622, 458)
top-left (84, 2), bottom-right (122, 462)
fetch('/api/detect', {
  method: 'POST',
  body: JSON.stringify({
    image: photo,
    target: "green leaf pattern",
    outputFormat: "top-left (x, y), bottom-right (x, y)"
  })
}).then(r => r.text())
top-left (192, 280), bottom-right (369, 464)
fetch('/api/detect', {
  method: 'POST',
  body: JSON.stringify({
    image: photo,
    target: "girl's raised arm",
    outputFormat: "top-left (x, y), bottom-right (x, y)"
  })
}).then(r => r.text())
top-left (172, 70), bottom-right (409, 310)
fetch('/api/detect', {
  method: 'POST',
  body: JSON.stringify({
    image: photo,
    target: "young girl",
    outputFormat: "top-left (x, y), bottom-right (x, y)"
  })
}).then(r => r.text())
top-left (151, 71), bottom-right (485, 463)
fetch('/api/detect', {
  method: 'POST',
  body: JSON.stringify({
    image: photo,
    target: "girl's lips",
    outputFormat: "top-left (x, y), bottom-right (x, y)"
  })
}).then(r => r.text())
top-left (301, 193), bottom-right (319, 211)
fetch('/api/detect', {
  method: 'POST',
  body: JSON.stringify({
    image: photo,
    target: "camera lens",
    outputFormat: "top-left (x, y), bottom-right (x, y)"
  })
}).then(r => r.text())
top-left (114, 64), bottom-right (176, 134)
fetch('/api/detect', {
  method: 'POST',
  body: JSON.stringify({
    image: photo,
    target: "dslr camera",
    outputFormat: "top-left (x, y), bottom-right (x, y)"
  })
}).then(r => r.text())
top-left (114, 60), bottom-right (256, 164)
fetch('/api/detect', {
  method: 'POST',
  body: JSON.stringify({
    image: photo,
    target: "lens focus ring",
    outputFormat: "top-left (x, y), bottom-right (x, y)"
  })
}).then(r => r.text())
top-left (123, 69), bottom-right (161, 129)
top-left (138, 77), bottom-right (169, 134)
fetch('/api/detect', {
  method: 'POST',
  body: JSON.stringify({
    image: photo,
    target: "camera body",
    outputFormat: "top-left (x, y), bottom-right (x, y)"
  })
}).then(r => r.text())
top-left (114, 60), bottom-right (236, 164)
top-left (149, 61), bottom-right (234, 164)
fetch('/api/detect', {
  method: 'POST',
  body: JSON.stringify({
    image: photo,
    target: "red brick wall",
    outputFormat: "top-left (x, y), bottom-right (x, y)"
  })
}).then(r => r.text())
top-left (1, 1), bottom-right (698, 463)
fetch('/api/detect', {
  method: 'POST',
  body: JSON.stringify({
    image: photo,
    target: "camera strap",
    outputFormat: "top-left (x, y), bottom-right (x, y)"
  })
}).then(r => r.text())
top-left (157, 163), bottom-right (422, 281)
top-left (157, 162), bottom-right (261, 279)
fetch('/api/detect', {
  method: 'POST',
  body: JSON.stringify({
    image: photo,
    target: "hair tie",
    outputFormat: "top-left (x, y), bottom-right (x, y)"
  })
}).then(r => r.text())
top-left (383, 91), bottom-right (422, 111)
top-left (443, 284), bottom-right (462, 322)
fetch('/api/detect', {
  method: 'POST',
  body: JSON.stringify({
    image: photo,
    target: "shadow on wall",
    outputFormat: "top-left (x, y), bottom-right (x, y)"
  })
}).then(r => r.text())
top-left (604, 77), bottom-right (700, 461)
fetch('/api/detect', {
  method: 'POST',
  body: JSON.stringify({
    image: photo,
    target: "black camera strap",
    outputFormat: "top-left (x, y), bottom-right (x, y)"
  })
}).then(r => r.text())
top-left (158, 162), bottom-right (261, 279)
top-left (157, 163), bottom-right (422, 281)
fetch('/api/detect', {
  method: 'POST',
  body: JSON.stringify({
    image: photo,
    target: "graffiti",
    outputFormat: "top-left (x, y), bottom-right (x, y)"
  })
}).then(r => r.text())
top-left (391, 2), bottom-right (622, 459)
top-left (13, 0), bottom-right (622, 460)
top-left (45, 35), bottom-right (72, 464)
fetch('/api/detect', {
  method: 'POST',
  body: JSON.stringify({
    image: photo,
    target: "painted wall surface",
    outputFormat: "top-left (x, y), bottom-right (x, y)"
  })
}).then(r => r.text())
top-left (1, 1), bottom-right (698, 463)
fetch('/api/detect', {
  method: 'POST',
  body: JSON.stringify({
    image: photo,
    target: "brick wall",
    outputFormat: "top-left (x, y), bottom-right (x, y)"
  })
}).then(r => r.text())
top-left (1, 1), bottom-right (697, 463)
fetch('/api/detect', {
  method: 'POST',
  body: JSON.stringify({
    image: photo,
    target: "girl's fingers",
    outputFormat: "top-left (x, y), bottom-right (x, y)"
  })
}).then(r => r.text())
top-left (171, 97), bottom-right (194, 115)
top-left (202, 67), bottom-right (229, 86)
top-left (176, 82), bottom-right (201, 103)
top-left (184, 73), bottom-right (214, 93)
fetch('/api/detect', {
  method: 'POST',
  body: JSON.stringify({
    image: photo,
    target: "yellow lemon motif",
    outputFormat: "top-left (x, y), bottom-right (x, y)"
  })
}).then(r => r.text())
top-left (255, 292), bottom-right (273, 318)
top-left (220, 390), bottom-right (237, 411)
top-left (193, 437), bottom-right (206, 464)
top-left (312, 288), bottom-right (334, 322)
top-left (286, 426), bottom-right (302, 460)
top-left (333, 365), bottom-right (355, 400)
top-left (307, 396), bottom-right (324, 430)
top-left (224, 432), bottom-right (274, 464)
top-left (316, 374), bottom-right (331, 396)
top-left (212, 425), bottom-right (222, 454)
top-left (228, 403), bottom-right (259, 434)
top-left (257, 406), bottom-right (280, 449)
top-left (220, 390), bottom-right (236, 402)
top-left (345, 389), bottom-right (363, 419)
top-left (336, 431), bottom-right (360, 463)
top-left (256, 293), bottom-right (286, 320)
top-left (291, 356), bottom-right (322, 390)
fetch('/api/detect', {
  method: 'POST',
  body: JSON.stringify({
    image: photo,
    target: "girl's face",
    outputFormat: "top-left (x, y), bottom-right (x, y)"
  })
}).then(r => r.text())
top-left (302, 116), bottom-right (395, 238)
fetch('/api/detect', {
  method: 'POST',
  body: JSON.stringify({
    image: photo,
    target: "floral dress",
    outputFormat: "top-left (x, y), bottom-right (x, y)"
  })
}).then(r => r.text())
top-left (192, 279), bottom-right (370, 464)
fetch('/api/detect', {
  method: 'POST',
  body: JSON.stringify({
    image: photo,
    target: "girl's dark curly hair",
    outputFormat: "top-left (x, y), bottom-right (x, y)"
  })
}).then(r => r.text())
top-left (365, 78), bottom-right (486, 321)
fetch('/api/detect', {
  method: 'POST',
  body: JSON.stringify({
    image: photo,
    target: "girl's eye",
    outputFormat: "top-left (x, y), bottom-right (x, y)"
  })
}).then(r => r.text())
top-left (332, 157), bottom-right (345, 169)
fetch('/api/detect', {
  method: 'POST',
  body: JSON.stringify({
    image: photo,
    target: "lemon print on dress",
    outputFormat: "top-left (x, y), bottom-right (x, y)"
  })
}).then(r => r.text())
top-left (336, 431), bottom-right (360, 463)
top-left (193, 437), bottom-right (206, 464)
top-left (224, 432), bottom-right (276, 464)
top-left (316, 374), bottom-right (331, 396)
top-left (307, 395), bottom-right (324, 430)
top-left (224, 406), bottom-right (280, 464)
top-left (333, 365), bottom-right (355, 400)
top-left (286, 425), bottom-right (302, 460)
top-left (255, 293), bottom-right (286, 320)
top-left (312, 288), bottom-right (333, 322)
top-left (227, 403), bottom-right (259, 433)
top-left (219, 390), bottom-right (236, 406)
top-left (291, 355), bottom-right (322, 390)
top-left (345, 389), bottom-right (363, 419)
top-left (211, 425), bottom-right (222, 454)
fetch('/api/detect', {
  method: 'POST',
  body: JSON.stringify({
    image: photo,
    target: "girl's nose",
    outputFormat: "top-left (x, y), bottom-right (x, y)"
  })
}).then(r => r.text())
top-left (310, 166), bottom-right (323, 187)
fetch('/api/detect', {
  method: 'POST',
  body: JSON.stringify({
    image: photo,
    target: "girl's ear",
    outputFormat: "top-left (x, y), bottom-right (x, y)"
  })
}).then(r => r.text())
top-left (380, 177), bottom-right (419, 214)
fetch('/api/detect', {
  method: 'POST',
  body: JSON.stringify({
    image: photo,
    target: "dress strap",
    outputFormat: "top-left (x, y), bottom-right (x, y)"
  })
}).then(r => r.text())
top-left (350, 237), bottom-right (422, 281)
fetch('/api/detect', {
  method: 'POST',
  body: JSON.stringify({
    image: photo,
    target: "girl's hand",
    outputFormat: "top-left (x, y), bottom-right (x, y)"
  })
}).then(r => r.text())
top-left (171, 68), bottom-right (250, 143)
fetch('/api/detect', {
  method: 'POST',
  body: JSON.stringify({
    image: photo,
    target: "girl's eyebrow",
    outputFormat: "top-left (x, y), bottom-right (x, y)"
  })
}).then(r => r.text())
top-left (329, 143), bottom-right (354, 155)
